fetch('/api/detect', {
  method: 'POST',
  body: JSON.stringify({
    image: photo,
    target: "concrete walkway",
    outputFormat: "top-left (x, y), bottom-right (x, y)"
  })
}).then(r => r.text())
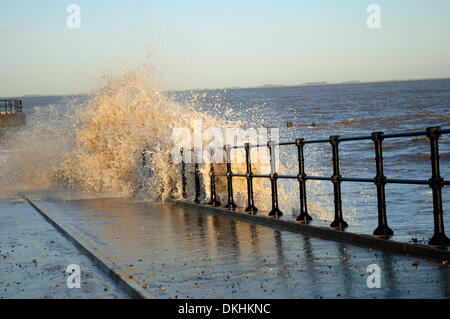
top-left (0, 199), bottom-right (128, 299)
top-left (22, 198), bottom-right (450, 298)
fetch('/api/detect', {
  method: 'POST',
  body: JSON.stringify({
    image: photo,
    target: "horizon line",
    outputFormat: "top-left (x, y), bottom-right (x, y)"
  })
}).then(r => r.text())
top-left (3, 76), bottom-right (450, 99)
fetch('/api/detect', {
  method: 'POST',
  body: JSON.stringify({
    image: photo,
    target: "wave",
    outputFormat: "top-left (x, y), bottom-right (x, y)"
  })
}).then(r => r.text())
top-left (337, 113), bottom-right (449, 127)
top-left (0, 69), bottom-right (285, 210)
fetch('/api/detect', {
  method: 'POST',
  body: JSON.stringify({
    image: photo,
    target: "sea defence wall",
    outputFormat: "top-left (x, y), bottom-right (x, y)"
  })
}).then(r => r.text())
top-left (178, 126), bottom-right (450, 256)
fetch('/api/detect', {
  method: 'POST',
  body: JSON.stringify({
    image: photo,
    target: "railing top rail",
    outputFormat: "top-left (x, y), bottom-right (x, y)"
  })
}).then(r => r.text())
top-left (180, 127), bottom-right (449, 153)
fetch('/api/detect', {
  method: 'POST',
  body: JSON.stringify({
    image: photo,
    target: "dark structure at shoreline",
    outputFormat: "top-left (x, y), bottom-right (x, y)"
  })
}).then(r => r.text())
top-left (0, 99), bottom-right (25, 126)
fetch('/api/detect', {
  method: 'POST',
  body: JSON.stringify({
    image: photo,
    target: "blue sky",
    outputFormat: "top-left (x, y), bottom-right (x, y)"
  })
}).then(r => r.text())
top-left (0, 0), bottom-right (449, 96)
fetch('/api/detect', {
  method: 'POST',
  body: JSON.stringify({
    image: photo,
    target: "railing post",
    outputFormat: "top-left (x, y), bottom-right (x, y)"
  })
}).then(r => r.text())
top-left (244, 143), bottom-right (258, 214)
top-left (193, 148), bottom-right (201, 203)
top-left (224, 144), bottom-right (236, 210)
top-left (141, 149), bottom-right (146, 167)
top-left (207, 148), bottom-right (220, 206)
top-left (295, 138), bottom-right (312, 223)
top-left (268, 141), bottom-right (283, 218)
top-left (180, 148), bottom-right (187, 199)
top-left (426, 126), bottom-right (450, 246)
top-left (371, 132), bottom-right (393, 238)
top-left (329, 135), bottom-right (347, 230)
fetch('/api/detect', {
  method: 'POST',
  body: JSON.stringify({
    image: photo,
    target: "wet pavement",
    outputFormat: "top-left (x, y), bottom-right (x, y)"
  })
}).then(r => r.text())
top-left (24, 198), bottom-right (450, 298)
top-left (0, 199), bottom-right (128, 299)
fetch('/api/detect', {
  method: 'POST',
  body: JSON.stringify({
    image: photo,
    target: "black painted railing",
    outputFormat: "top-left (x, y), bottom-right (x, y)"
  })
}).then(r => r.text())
top-left (0, 99), bottom-right (23, 114)
top-left (180, 126), bottom-right (450, 246)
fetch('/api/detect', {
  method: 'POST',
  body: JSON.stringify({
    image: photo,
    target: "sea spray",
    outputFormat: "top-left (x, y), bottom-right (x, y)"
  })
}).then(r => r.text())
top-left (57, 69), bottom-right (224, 200)
top-left (56, 69), bottom-right (287, 209)
top-left (0, 102), bottom-right (77, 197)
top-left (0, 67), bottom-right (338, 222)
top-left (0, 69), bottom-right (261, 203)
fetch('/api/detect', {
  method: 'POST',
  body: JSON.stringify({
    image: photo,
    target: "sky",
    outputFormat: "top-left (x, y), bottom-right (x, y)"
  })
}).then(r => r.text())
top-left (0, 0), bottom-right (449, 96)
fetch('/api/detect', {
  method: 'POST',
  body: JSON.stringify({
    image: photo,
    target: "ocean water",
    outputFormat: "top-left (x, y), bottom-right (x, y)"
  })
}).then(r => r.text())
top-left (1, 78), bottom-right (449, 243)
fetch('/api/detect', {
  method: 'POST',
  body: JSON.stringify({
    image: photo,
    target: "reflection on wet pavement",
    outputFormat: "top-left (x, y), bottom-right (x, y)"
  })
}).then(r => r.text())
top-left (32, 198), bottom-right (450, 298)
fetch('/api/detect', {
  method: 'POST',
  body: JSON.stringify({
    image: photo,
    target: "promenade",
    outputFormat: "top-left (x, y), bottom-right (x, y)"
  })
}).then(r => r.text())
top-left (1, 197), bottom-right (448, 298)
top-left (0, 199), bottom-right (127, 298)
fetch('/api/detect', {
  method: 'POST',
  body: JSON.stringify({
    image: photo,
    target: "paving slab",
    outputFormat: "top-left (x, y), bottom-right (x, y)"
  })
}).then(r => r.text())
top-left (28, 198), bottom-right (450, 299)
top-left (0, 199), bottom-right (128, 299)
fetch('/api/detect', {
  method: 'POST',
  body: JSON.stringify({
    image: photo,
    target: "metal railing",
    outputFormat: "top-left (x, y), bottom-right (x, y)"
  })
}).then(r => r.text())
top-left (0, 99), bottom-right (23, 114)
top-left (180, 126), bottom-right (450, 246)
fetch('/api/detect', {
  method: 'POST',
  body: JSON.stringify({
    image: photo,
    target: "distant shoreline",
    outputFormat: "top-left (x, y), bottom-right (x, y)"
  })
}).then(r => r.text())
top-left (3, 77), bottom-right (449, 98)
top-left (171, 77), bottom-right (450, 93)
